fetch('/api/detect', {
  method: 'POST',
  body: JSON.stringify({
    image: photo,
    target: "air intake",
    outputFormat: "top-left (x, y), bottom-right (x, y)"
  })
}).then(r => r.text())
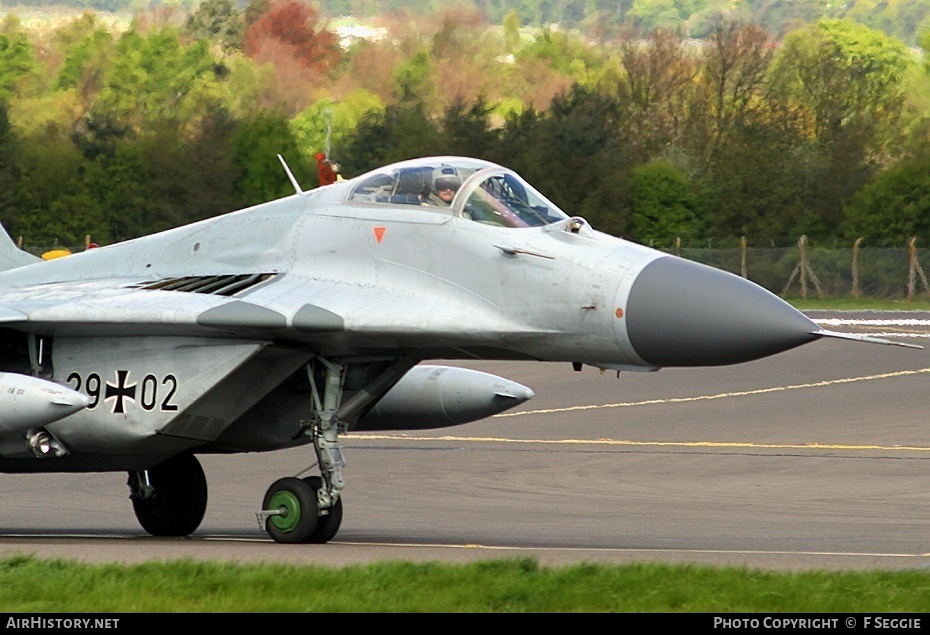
top-left (136, 274), bottom-right (275, 296)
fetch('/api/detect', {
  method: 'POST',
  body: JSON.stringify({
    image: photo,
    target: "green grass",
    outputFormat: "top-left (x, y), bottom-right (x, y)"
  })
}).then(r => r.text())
top-left (788, 296), bottom-right (930, 311)
top-left (1, 556), bottom-right (930, 612)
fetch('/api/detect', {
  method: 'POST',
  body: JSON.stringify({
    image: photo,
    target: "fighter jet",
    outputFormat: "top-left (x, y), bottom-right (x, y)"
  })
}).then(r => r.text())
top-left (0, 156), bottom-right (913, 543)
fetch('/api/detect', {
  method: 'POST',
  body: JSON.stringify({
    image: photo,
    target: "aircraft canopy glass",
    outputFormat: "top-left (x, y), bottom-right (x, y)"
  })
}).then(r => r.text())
top-left (461, 171), bottom-right (568, 228)
top-left (346, 157), bottom-right (569, 227)
top-left (347, 158), bottom-right (487, 207)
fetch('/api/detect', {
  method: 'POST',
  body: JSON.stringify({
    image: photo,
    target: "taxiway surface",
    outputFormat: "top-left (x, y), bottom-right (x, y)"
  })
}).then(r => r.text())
top-left (3, 310), bottom-right (930, 571)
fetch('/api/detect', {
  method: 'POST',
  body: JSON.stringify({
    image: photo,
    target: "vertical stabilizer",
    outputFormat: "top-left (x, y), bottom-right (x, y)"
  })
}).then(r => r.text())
top-left (0, 224), bottom-right (41, 271)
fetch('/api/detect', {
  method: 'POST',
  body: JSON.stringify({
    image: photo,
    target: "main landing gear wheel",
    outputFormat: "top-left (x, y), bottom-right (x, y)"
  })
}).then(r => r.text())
top-left (131, 453), bottom-right (207, 537)
top-left (262, 477), bottom-right (319, 544)
top-left (303, 476), bottom-right (343, 544)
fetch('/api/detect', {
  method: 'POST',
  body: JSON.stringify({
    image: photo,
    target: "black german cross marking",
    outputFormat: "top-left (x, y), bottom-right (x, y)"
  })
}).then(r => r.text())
top-left (105, 370), bottom-right (137, 414)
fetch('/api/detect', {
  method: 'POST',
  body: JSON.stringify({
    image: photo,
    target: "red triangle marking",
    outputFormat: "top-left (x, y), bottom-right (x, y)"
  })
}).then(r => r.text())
top-left (374, 226), bottom-right (386, 243)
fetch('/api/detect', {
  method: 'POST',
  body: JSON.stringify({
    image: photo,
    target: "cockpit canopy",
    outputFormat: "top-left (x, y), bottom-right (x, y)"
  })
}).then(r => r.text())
top-left (346, 157), bottom-right (569, 228)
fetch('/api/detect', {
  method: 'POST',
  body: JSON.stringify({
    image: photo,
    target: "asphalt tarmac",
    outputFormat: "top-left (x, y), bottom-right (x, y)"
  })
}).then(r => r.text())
top-left (3, 310), bottom-right (930, 571)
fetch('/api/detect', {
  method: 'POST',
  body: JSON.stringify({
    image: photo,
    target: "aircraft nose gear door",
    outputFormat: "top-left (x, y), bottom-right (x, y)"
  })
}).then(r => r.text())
top-left (256, 356), bottom-right (417, 544)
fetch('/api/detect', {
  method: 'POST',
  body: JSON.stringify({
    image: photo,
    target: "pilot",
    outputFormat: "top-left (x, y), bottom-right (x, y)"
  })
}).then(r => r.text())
top-left (425, 168), bottom-right (462, 207)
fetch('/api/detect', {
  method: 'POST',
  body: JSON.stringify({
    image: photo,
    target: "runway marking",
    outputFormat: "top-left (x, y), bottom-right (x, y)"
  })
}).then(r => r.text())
top-left (331, 541), bottom-right (930, 560)
top-left (350, 367), bottom-right (930, 452)
top-left (816, 318), bottom-right (930, 326)
top-left (813, 318), bottom-right (930, 338)
top-left (826, 333), bottom-right (930, 338)
top-left (349, 433), bottom-right (930, 452)
top-left (492, 367), bottom-right (930, 418)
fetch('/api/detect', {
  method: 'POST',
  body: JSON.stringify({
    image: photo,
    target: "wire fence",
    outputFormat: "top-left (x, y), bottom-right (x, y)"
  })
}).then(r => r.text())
top-left (667, 236), bottom-right (930, 301)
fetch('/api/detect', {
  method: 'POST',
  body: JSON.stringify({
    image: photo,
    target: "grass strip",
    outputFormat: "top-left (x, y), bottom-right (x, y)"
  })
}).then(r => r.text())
top-left (1, 556), bottom-right (930, 612)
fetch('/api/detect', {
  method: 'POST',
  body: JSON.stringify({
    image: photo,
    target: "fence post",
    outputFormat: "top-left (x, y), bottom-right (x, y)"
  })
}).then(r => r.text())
top-left (740, 236), bottom-right (747, 278)
top-left (852, 237), bottom-right (862, 298)
top-left (781, 235), bottom-right (824, 300)
top-left (676, 236), bottom-right (681, 257)
top-left (906, 237), bottom-right (930, 301)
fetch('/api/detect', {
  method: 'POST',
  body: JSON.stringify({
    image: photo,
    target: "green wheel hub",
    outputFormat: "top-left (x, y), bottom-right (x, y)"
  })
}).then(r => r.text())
top-left (262, 477), bottom-right (318, 543)
top-left (268, 490), bottom-right (302, 533)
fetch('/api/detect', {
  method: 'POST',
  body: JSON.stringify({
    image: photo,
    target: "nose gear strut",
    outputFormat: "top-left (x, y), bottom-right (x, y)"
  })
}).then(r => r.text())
top-left (256, 355), bottom-right (417, 543)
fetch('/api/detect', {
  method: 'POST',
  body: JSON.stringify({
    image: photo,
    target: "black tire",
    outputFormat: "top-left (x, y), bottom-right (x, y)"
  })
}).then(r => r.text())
top-left (131, 453), bottom-right (208, 537)
top-left (302, 476), bottom-right (343, 544)
top-left (262, 477), bottom-right (318, 544)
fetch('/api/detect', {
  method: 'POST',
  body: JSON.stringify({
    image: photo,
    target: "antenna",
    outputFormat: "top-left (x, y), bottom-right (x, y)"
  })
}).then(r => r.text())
top-left (277, 154), bottom-right (303, 195)
top-left (324, 109), bottom-right (333, 160)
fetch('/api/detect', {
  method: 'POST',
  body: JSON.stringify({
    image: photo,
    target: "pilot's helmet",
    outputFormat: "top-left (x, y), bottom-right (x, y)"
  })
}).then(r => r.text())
top-left (433, 166), bottom-right (462, 193)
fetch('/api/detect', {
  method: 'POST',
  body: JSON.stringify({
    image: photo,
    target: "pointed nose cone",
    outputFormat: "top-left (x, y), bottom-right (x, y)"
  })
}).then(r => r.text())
top-left (625, 257), bottom-right (819, 367)
top-left (493, 382), bottom-right (535, 405)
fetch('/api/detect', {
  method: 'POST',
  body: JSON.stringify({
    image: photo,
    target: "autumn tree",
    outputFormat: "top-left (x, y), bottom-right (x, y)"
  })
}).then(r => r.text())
top-left (507, 27), bottom-right (591, 110)
top-left (243, 1), bottom-right (340, 74)
top-left (689, 20), bottom-right (815, 244)
top-left (696, 20), bottom-right (774, 156)
top-left (242, 1), bottom-right (341, 115)
top-left (427, 9), bottom-right (510, 114)
top-left (616, 30), bottom-right (699, 165)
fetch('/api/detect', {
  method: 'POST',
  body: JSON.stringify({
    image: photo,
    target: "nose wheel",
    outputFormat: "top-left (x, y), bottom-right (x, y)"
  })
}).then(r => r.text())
top-left (259, 476), bottom-right (343, 544)
top-left (260, 477), bottom-right (319, 543)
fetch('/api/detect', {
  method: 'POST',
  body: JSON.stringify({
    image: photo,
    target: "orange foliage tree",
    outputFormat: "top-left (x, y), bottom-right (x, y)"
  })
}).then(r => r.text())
top-left (243, 1), bottom-right (340, 75)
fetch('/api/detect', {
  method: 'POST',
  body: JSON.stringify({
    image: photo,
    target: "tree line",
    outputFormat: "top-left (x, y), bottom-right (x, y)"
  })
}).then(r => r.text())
top-left (0, 2), bottom-right (930, 251)
top-left (9, 0), bottom-right (930, 45)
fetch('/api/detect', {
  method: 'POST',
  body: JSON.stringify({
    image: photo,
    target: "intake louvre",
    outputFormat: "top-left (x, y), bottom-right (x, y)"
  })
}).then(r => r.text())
top-left (133, 273), bottom-right (276, 296)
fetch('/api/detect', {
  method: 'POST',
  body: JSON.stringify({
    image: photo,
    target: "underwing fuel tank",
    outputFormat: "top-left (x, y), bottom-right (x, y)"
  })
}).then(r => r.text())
top-left (0, 372), bottom-right (90, 435)
top-left (355, 365), bottom-right (534, 431)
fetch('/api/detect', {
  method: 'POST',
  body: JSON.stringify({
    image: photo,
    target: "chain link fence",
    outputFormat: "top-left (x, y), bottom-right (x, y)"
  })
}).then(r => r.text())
top-left (666, 236), bottom-right (930, 301)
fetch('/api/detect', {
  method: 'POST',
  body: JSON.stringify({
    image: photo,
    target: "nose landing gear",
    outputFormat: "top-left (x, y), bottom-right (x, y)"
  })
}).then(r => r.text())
top-left (257, 356), bottom-right (414, 544)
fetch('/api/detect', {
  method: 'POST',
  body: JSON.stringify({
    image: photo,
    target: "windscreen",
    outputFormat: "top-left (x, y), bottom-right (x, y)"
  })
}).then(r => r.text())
top-left (462, 173), bottom-right (568, 228)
